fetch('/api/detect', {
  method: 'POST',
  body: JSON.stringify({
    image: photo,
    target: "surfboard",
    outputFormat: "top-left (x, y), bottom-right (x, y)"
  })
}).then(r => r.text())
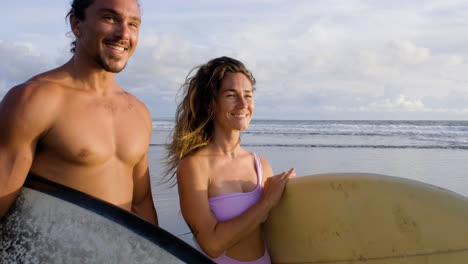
top-left (264, 173), bottom-right (468, 264)
top-left (0, 174), bottom-right (213, 264)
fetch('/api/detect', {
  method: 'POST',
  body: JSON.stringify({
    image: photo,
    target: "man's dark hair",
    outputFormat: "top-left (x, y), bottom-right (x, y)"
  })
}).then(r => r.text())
top-left (66, 0), bottom-right (95, 53)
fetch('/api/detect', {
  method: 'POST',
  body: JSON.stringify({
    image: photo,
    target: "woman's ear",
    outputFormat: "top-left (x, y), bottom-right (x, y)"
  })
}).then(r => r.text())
top-left (70, 14), bottom-right (81, 38)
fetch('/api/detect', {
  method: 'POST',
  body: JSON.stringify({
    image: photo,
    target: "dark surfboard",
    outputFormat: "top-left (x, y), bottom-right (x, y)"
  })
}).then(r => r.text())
top-left (0, 174), bottom-right (213, 263)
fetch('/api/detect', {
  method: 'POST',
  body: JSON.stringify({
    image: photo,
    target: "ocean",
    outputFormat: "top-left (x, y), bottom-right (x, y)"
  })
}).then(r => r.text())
top-left (148, 120), bottom-right (468, 243)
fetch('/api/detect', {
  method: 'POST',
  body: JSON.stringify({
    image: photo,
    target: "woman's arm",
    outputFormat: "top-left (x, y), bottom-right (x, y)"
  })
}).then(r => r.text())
top-left (177, 156), bottom-right (294, 258)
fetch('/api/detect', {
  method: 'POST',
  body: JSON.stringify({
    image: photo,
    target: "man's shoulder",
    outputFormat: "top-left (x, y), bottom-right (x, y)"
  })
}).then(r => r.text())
top-left (2, 76), bottom-right (64, 108)
top-left (0, 66), bottom-right (74, 121)
top-left (121, 90), bottom-right (152, 119)
top-left (15, 65), bottom-right (73, 94)
top-left (123, 91), bottom-right (147, 107)
top-left (0, 73), bottom-right (67, 138)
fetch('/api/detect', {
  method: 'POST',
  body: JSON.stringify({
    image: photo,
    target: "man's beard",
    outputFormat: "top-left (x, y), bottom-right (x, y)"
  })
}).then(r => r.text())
top-left (95, 55), bottom-right (127, 73)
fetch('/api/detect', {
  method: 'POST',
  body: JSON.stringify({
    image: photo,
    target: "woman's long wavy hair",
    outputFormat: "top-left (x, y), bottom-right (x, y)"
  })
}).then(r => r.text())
top-left (164, 56), bottom-right (256, 184)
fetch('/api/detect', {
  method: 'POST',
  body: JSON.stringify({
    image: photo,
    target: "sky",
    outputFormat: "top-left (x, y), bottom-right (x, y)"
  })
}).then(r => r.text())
top-left (1, 0), bottom-right (468, 120)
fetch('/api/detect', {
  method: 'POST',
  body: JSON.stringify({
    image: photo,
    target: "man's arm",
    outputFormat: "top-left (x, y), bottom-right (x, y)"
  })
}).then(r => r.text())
top-left (0, 84), bottom-right (54, 218)
top-left (131, 152), bottom-right (159, 225)
top-left (0, 146), bottom-right (33, 218)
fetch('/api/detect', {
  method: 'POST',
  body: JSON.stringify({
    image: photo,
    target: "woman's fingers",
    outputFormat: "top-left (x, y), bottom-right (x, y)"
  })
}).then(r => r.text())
top-left (284, 168), bottom-right (295, 179)
top-left (278, 168), bottom-right (295, 180)
top-left (262, 168), bottom-right (296, 209)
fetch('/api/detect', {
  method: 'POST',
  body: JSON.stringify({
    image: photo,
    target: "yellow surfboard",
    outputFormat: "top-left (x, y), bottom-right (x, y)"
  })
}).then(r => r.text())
top-left (264, 173), bottom-right (468, 264)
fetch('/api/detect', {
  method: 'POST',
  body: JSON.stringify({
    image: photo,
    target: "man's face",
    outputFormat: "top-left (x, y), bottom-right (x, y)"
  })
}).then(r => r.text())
top-left (73, 0), bottom-right (141, 73)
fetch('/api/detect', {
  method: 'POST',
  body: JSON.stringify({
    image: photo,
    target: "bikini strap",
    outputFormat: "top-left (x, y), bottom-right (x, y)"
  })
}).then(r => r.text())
top-left (253, 153), bottom-right (263, 185)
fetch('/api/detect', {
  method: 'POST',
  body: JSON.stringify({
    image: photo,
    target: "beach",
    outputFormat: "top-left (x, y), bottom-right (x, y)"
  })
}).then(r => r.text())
top-left (148, 120), bottom-right (468, 245)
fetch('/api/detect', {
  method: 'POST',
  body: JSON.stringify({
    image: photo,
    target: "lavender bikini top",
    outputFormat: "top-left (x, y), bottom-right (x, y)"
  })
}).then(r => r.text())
top-left (208, 153), bottom-right (263, 222)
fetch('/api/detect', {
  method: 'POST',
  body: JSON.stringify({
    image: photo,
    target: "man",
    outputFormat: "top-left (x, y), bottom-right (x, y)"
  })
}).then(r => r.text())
top-left (0, 0), bottom-right (158, 225)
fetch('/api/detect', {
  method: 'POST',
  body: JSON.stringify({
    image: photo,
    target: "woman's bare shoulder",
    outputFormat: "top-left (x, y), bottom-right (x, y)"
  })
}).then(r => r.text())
top-left (256, 154), bottom-right (274, 181)
top-left (177, 151), bottom-right (209, 180)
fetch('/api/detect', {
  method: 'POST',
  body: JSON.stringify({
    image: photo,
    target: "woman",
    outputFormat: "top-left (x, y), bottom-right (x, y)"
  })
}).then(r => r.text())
top-left (166, 56), bottom-right (295, 263)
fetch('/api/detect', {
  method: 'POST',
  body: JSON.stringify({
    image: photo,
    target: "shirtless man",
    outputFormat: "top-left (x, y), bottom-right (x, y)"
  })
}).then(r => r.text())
top-left (0, 0), bottom-right (158, 225)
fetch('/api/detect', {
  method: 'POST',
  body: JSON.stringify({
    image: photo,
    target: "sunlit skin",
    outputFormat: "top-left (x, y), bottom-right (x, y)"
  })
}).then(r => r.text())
top-left (0, 0), bottom-right (158, 225)
top-left (177, 72), bottom-right (295, 260)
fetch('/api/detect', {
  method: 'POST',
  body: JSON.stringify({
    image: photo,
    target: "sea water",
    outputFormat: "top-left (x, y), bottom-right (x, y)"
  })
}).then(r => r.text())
top-left (148, 120), bottom-right (468, 243)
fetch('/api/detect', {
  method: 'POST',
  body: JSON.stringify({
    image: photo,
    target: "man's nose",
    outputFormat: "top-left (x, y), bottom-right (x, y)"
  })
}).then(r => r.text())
top-left (115, 23), bottom-right (131, 39)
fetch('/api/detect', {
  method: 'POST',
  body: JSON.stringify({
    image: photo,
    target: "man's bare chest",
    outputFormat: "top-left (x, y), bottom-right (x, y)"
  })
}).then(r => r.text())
top-left (38, 99), bottom-right (150, 166)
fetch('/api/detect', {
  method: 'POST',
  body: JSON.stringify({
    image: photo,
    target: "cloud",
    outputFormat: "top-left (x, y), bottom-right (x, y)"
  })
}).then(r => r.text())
top-left (135, 6), bottom-right (468, 119)
top-left (117, 31), bottom-right (208, 116)
top-left (369, 95), bottom-right (425, 112)
top-left (387, 40), bottom-right (430, 65)
top-left (253, 86), bottom-right (468, 120)
top-left (0, 40), bottom-right (53, 96)
top-left (3, 0), bottom-right (468, 120)
top-left (129, 31), bottom-right (208, 85)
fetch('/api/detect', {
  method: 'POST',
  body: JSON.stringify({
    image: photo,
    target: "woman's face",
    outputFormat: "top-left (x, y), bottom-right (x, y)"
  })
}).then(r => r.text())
top-left (213, 72), bottom-right (254, 132)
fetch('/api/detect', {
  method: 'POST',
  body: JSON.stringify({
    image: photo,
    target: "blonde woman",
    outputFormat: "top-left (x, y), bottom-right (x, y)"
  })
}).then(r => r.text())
top-left (166, 56), bottom-right (295, 264)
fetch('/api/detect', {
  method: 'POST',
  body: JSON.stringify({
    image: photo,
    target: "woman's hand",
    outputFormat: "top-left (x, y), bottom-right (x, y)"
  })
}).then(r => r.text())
top-left (261, 168), bottom-right (295, 210)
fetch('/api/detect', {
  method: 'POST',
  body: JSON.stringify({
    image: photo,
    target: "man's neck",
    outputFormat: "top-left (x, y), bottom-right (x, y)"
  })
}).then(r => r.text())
top-left (66, 56), bottom-right (117, 94)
